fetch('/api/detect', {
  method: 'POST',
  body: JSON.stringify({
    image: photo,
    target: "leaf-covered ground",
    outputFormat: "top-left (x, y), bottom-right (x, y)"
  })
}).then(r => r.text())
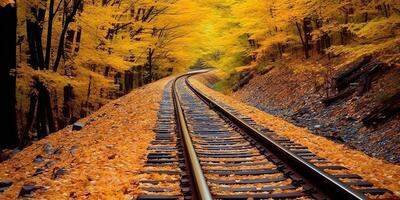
top-left (190, 75), bottom-right (400, 197)
top-left (0, 77), bottom-right (172, 199)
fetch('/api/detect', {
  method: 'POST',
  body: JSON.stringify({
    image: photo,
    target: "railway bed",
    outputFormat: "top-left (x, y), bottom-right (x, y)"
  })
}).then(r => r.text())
top-left (137, 73), bottom-right (393, 200)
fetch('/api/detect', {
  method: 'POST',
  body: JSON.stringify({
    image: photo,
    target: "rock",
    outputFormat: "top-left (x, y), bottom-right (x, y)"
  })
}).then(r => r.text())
top-left (331, 127), bottom-right (339, 132)
top-left (0, 181), bottom-right (13, 188)
top-left (44, 161), bottom-right (56, 168)
top-left (43, 143), bottom-right (54, 154)
top-left (85, 117), bottom-right (97, 125)
top-left (0, 150), bottom-right (10, 162)
top-left (108, 153), bottom-right (117, 160)
top-left (72, 122), bottom-right (85, 131)
top-left (98, 112), bottom-right (106, 117)
top-left (113, 103), bottom-right (121, 108)
top-left (18, 185), bottom-right (47, 197)
top-left (69, 192), bottom-right (77, 198)
top-left (314, 124), bottom-right (322, 129)
top-left (33, 155), bottom-right (44, 163)
top-left (106, 144), bottom-right (114, 149)
top-left (52, 168), bottom-right (68, 179)
top-left (14, 164), bottom-right (22, 171)
top-left (328, 132), bottom-right (345, 143)
top-left (53, 147), bottom-right (62, 155)
top-left (0, 181), bottom-right (13, 192)
top-left (32, 168), bottom-right (44, 176)
top-left (347, 127), bottom-right (358, 135)
top-left (11, 148), bottom-right (20, 154)
top-left (69, 144), bottom-right (79, 155)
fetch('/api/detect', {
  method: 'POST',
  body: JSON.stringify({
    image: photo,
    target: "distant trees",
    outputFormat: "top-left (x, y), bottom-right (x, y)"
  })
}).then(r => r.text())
top-left (0, 2), bottom-right (19, 148)
top-left (229, 0), bottom-right (399, 63)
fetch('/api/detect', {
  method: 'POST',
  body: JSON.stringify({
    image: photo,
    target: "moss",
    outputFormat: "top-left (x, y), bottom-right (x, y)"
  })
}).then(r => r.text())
top-left (255, 62), bottom-right (273, 75)
top-left (374, 91), bottom-right (394, 103)
top-left (211, 70), bottom-right (241, 93)
top-left (212, 80), bottom-right (230, 92)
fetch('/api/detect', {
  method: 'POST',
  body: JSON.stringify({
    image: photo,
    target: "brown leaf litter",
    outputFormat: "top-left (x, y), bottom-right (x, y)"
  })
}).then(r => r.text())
top-left (0, 77), bottom-right (173, 199)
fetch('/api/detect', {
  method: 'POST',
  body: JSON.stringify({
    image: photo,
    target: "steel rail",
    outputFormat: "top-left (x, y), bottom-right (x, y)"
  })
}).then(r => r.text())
top-left (171, 75), bottom-right (213, 200)
top-left (184, 75), bottom-right (368, 200)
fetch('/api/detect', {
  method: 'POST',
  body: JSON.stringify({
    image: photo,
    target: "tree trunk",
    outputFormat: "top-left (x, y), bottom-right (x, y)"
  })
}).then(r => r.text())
top-left (74, 27), bottom-right (82, 52)
top-left (302, 17), bottom-right (312, 59)
top-left (22, 94), bottom-right (37, 147)
top-left (26, 4), bottom-right (46, 70)
top-left (340, 27), bottom-right (349, 45)
top-left (44, 0), bottom-right (55, 70)
top-left (36, 8), bottom-right (46, 69)
top-left (133, 70), bottom-right (138, 88)
top-left (65, 29), bottom-right (75, 55)
top-left (136, 65), bottom-right (143, 87)
top-left (53, 0), bottom-right (82, 72)
top-left (52, 89), bottom-right (59, 130)
top-left (295, 21), bottom-right (310, 59)
top-left (53, 23), bottom-right (69, 72)
top-left (124, 70), bottom-right (133, 93)
top-left (104, 66), bottom-right (110, 76)
top-left (139, 65), bottom-right (144, 86)
top-left (147, 48), bottom-right (154, 82)
top-left (277, 43), bottom-right (283, 57)
top-left (84, 76), bottom-right (92, 116)
top-left (382, 3), bottom-right (390, 18)
top-left (34, 78), bottom-right (56, 138)
top-left (62, 84), bottom-right (74, 126)
top-left (114, 72), bottom-right (123, 90)
top-left (26, 19), bottom-right (39, 69)
top-left (0, 3), bottom-right (19, 148)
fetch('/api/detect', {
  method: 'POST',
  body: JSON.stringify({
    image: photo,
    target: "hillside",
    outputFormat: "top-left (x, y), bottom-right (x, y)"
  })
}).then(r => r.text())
top-left (196, 58), bottom-right (400, 164)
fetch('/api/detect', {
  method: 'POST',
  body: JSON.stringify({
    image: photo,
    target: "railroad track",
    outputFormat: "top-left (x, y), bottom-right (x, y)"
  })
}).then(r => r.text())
top-left (137, 72), bottom-right (392, 200)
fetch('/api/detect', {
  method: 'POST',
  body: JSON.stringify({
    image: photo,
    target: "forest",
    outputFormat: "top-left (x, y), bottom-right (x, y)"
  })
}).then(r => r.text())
top-left (0, 0), bottom-right (399, 199)
top-left (1, 0), bottom-right (207, 152)
top-left (1, 0), bottom-right (399, 155)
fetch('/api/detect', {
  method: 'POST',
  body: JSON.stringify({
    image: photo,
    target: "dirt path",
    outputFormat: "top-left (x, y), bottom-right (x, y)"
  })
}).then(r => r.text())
top-left (0, 77), bottom-right (173, 199)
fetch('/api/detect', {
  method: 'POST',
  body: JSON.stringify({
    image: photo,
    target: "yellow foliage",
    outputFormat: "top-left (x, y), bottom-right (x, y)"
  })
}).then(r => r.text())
top-left (14, 0), bottom-right (400, 116)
